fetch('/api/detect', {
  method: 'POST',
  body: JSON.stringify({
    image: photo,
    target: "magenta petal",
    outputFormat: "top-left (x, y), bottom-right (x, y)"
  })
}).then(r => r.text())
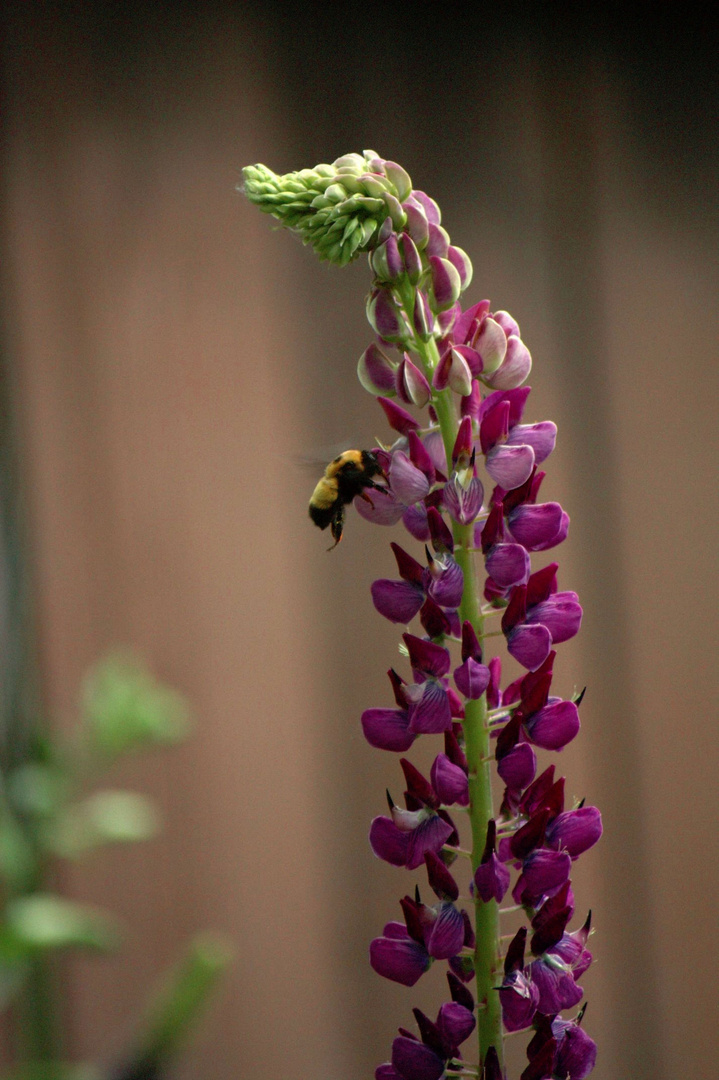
top-left (453, 658), bottom-right (490, 700)
top-left (527, 593), bottom-right (583, 644)
top-left (453, 299), bottom-right (490, 345)
top-left (405, 814), bottom-right (454, 870)
top-left (485, 543), bottom-right (531, 588)
top-left (383, 921), bottom-right (411, 940)
top-left (486, 335), bottom-right (532, 390)
top-left (473, 853), bottom-right (511, 903)
top-left (403, 503), bottom-right (431, 541)
top-left (369, 816), bottom-right (411, 865)
top-left (533, 510), bottom-right (570, 552)
top-left (508, 502), bottom-right (564, 549)
top-left (443, 475), bottom-right (484, 526)
top-left (427, 556), bottom-right (464, 608)
top-left (526, 700), bottom-right (580, 750)
top-left (370, 936), bottom-right (430, 986)
top-left (485, 444), bottom-right (535, 490)
top-left (408, 680), bottom-right (453, 734)
top-left (437, 1001), bottom-right (476, 1049)
top-left (390, 452), bottom-right (431, 505)
top-left (507, 623), bottom-right (552, 671)
top-left (499, 970), bottom-right (539, 1032)
top-left (355, 488), bottom-right (406, 525)
top-left (529, 958), bottom-right (583, 1014)
top-left (554, 1021), bottom-right (598, 1080)
top-left (392, 1037), bottom-right (444, 1080)
top-left (546, 807), bottom-right (603, 858)
top-left (362, 708), bottom-right (416, 752)
top-left (496, 742), bottom-right (537, 791)
top-left (430, 754), bottom-right (469, 806)
top-left (404, 635), bottom-right (451, 678)
top-left (372, 579), bottom-right (425, 624)
top-left (376, 1065), bottom-right (402, 1080)
top-left (507, 421), bottom-right (557, 464)
top-left (426, 902), bottom-right (465, 959)
top-left (513, 849), bottom-right (572, 905)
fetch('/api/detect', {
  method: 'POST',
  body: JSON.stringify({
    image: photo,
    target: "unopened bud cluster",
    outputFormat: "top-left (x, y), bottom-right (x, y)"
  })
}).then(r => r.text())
top-left (244, 152), bottom-right (599, 1080)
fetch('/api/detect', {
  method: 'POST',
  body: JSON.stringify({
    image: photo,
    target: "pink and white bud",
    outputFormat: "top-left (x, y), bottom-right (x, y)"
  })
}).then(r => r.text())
top-left (474, 317), bottom-right (507, 375)
top-left (358, 342), bottom-right (397, 394)
top-left (485, 335), bottom-right (532, 390)
top-left (402, 358), bottom-right (432, 408)
top-left (447, 246), bottom-right (473, 291)
top-left (428, 256), bottom-right (462, 312)
top-left (367, 287), bottom-right (406, 342)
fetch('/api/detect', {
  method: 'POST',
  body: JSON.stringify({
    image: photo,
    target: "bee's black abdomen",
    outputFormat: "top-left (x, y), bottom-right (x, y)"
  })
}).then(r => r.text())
top-left (309, 503), bottom-right (334, 530)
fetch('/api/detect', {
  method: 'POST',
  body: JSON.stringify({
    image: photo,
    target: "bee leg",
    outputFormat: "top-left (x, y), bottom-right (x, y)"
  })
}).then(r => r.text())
top-left (327, 507), bottom-right (345, 551)
top-left (357, 490), bottom-right (376, 510)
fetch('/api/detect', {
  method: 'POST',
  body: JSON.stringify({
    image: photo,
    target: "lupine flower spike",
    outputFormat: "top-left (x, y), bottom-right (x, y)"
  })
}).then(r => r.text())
top-left (243, 152), bottom-right (601, 1078)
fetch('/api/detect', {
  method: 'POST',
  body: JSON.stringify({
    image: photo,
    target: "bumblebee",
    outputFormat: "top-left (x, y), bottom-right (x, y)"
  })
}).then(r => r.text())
top-left (309, 449), bottom-right (386, 549)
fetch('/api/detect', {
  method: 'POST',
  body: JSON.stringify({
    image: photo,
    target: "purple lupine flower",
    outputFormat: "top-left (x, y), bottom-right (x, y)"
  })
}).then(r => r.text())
top-left (247, 152), bottom-right (598, 1078)
top-left (473, 821), bottom-right (511, 903)
top-left (498, 928), bottom-right (539, 1033)
top-left (361, 668), bottom-right (417, 752)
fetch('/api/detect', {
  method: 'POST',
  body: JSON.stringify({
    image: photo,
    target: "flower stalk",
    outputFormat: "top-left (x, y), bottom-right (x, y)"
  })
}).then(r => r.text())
top-left (244, 151), bottom-right (600, 1080)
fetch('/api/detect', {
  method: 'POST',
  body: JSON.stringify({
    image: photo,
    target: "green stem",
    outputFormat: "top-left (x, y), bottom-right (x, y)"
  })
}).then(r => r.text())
top-left (395, 286), bottom-right (504, 1069)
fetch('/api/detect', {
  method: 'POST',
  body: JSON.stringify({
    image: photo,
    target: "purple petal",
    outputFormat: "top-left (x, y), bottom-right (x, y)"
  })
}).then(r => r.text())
top-left (496, 742), bottom-right (537, 791)
top-left (443, 475), bottom-right (484, 526)
top-left (355, 488), bottom-right (406, 526)
top-left (376, 1065), bottom-right (402, 1080)
top-left (499, 970), bottom-right (539, 1032)
top-left (404, 635), bottom-right (451, 678)
top-left (507, 421), bottom-right (557, 464)
top-left (372, 579), bottom-right (425, 624)
top-left (493, 310), bottom-right (520, 338)
top-left (485, 444), bottom-right (535, 490)
top-left (408, 680), bottom-right (453, 734)
top-left (453, 299), bottom-right (490, 345)
top-left (529, 958), bottom-right (583, 1014)
top-left (478, 386), bottom-right (531, 428)
top-left (405, 813), bottom-right (454, 870)
top-left (426, 902), bottom-right (465, 960)
top-left (361, 708), bottom-right (416, 753)
top-left (390, 452), bottom-right (431, 505)
top-left (427, 556), bottom-right (464, 608)
top-left (525, 700), bottom-right (580, 751)
top-left (485, 335), bottom-right (532, 390)
top-left (513, 849), bottom-right (572, 905)
top-left (479, 399), bottom-right (510, 455)
top-left (369, 816), bottom-right (411, 866)
top-left (429, 256), bottom-right (461, 311)
top-left (370, 936), bottom-right (431, 986)
top-left (403, 358), bottom-right (432, 408)
top-left (436, 1001), bottom-right (476, 1049)
top-left (426, 222), bottom-right (450, 258)
top-left (474, 316), bottom-right (507, 375)
top-left (546, 807), bottom-right (603, 858)
top-left (430, 754), bottom-right (469, 807)
top-left (392, 1037), bottom-right (444, 1080)
top-left (403, 503), bottom-right (431, 541)
top-left (507, 623), bottom-right (552, 671)
top-left (378, 396), bottom-right (420, 436)
top-left (485, 543), bottom-right (531, 589)
top-left (554, 1021), bottom-right (597, 1080)
top-left (383, 921), bottom-right (410, 940)
top-left (423, 430), bottom-right (448, 476)
top-left (453, 657), bottom-right (491, 700)
top-left (473, 853), bottom-right (511, 903)
top-left (508, 502), bottom-right (565, 550)
top-left (533, 510), bottom-right (570, 552)
top-left (411, 190), bottom-right (441, 225)
top-left (527, 593), bottom-right (583, 644)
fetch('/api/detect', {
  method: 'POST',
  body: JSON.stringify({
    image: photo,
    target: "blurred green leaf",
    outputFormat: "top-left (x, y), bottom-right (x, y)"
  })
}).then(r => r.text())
top-left (7, 763), bottom-right (68, 819)
top-left (46, 791), bottom-right (161, 858)
top-left (0, 808), bottom-right (36, 891)
top-left (82, 654), bottom-right (191, 758)
top-left (6, 894), bottom-right (121, 952)
top-left (0, 1066), bottom-right (100, 1080)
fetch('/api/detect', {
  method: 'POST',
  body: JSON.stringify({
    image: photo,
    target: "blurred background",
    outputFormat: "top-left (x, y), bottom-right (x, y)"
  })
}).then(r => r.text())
top-left (1, 3), bottom-right (717, 1078)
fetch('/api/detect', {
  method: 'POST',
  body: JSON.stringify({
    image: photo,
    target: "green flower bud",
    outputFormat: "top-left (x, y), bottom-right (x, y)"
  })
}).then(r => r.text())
top-left (242, 152), bottom-right (412, 267)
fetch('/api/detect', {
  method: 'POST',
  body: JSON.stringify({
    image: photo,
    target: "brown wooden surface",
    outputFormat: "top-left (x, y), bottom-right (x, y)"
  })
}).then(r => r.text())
top-left (1, 8), bottom-right (717, 1079)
